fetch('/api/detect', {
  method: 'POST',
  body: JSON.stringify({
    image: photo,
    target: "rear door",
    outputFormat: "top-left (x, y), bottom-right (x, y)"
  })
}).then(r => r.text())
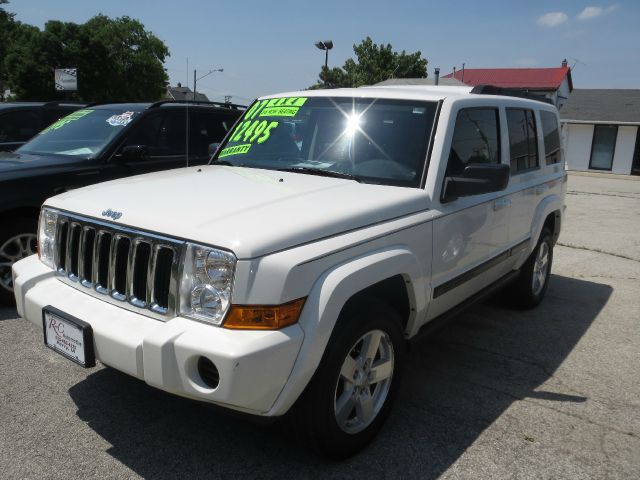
top-left (188, 109), bottom-right (238, 165)
top-left (112, 110), bottom-right (188, 175)
top-left (505, 108), bottom-right (541, 247)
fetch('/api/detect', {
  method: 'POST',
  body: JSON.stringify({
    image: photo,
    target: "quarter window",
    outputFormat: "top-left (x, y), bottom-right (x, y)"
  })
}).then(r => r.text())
top-left (446, 108), bottom-right (500, 176)
top-left (507, 109), bottom-right (539, 173)
top-left (540, 111), bottom-right (561, 165)
top-left (589, 125), bottom-right (617, 171)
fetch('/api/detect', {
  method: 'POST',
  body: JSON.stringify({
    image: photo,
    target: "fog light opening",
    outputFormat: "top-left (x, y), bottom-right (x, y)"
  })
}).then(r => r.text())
top-left (197, 356), bottom-right (220, 389)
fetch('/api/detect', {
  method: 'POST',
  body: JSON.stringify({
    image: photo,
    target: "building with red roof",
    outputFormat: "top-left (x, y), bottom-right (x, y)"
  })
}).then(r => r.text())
top-left (443, 60), bottom-right (573, 108)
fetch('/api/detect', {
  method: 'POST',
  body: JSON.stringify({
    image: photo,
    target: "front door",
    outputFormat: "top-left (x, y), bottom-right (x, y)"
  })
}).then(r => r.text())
top-left (429, 107), bottom-right (510, 320)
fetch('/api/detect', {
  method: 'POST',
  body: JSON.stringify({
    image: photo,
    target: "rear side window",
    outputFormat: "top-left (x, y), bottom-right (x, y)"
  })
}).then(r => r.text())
top-left (507, 108), bottom-right (538, 173)
top-left (540, 111), bottom-right (561, 165)
top-left (446, 108), bottom-right (500, 176)
top-left (189, 111), bottom-right (237, 158)
top-left (0, 110), bottom-right (43, 142)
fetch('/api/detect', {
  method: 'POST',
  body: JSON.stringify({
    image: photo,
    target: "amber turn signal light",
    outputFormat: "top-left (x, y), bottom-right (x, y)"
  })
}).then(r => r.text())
top-left (223, 298), bottom-right (306, 330)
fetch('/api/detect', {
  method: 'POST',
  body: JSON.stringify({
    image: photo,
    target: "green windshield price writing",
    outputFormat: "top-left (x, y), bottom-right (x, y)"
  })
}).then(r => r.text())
top-left (259, 106), bottom-right (300, 117)
top-left (219, 143), bottom-right (252, 158)
top-left (244, 96), bottom-right (307, 120)
top-left (230, 120), bottom-right (279, 144)
top-left (42, 109), bottom-right (93, 133)
top-left (220, 97), bottom-right (307, 157)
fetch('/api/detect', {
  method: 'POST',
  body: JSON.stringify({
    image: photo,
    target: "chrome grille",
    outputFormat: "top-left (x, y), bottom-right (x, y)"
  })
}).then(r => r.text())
top-left (54, 213), bottom-right (183, 320)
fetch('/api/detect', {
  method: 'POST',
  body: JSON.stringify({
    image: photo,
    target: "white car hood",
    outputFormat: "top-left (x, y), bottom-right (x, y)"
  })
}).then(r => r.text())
top-left (46, 166), bottom-right (430, 259)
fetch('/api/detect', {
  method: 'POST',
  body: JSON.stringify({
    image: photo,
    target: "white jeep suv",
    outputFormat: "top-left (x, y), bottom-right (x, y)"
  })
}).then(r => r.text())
top-left (13, 85), bottom-right (566, 458)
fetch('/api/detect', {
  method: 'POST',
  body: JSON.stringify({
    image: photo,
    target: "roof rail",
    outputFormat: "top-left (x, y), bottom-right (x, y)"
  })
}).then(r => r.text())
top-left (42, 100), bottom-right (88, 108)
top-left (470, 85), bottom-right (554, 105)
top-left (149, 99), bottom-right (247, 110)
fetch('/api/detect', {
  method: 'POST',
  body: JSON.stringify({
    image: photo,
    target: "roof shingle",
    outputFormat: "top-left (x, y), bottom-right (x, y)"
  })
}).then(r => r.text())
top-left (560, 89), bottom-right (640, 123)
top-left (443, 67), bottom-right (572, 91)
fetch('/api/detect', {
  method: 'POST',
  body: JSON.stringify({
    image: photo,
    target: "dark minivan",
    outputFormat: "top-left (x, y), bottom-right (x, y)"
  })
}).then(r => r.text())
top-left (0, 100), bottom-right (244, 303)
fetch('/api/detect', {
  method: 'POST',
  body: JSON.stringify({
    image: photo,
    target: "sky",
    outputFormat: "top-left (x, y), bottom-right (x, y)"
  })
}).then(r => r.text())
top-left (6, 0), bottom-right (639, 104)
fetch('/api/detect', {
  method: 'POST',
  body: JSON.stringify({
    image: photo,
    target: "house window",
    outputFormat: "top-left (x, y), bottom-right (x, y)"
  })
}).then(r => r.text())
top-left (507, 108), bottom-right (539, 173)
top-left (540, 111), bottom-right (561, 165)
top-left (589, 125), bottom-right (617, 171)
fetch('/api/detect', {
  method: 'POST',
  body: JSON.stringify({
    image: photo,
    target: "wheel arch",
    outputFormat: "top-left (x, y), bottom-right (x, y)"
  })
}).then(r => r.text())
top-left (268, 246), bottom-right (427, 416)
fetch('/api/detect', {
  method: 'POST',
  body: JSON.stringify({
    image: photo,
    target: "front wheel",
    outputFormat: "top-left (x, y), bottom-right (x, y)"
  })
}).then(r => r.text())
top-left (508, 227), bottom-right (553, 309)
top-left (294, 301), bottom-right (405, 459)
top-left (0, 218), bottom-right (37, 305)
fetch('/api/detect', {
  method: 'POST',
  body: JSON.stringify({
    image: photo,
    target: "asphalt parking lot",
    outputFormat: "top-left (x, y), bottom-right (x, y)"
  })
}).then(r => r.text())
top-left (1, 172), bottom-right (639, 479)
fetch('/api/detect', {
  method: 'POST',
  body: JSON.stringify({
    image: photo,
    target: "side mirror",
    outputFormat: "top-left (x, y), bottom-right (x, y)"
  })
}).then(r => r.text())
top-left (208, 142), bottom-right (221, 156)
top-left (442, 163), bottom-right (510, 202)
top-left (119, 144), bottom-right (146, 160)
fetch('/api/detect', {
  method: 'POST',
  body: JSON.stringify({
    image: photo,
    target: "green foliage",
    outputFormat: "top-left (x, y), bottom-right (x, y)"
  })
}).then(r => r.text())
top-left (2, 12), bottom-right (169, 101)
top-left (310, 37), bottom-right (428, 89)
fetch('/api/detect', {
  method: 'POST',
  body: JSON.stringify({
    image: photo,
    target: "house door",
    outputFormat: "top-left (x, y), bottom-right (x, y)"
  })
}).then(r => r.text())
top-left (632, 127), bottom-right (640, 175)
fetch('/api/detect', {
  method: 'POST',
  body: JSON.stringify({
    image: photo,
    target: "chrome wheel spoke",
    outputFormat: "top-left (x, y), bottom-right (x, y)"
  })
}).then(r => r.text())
top-left (335, 390), bottom-right (355, 425)
top-left (362, 330), bottom-right (382, 363)
top-left (369, 359), bottom-right (393, 383)
top-left (340, 354), bottom-right (358, 382)
top-left (355, 390), bottom-right (374, 423)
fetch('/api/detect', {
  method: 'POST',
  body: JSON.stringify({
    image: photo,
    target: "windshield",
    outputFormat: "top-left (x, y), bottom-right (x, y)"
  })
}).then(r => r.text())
top-left (212, 96), bottom-right (437, 187)
top-left (17, 108), bottom-right (140, 158)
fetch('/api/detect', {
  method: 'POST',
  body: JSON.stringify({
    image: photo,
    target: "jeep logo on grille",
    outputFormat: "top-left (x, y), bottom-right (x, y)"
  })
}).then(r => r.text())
top-left (102, 208), bottom-right (122, 220)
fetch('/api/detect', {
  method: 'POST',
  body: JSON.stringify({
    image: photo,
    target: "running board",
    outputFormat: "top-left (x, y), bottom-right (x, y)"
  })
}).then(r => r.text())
top-left (411, 269), bottom-right (521, 344)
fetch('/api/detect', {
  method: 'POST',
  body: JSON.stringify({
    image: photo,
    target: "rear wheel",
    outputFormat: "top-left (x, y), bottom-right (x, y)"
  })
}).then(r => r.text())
top-left (509, 227), bottom-right (553, 309)
top-left (0, 218), bottom-right (37, 305)
top-left (294, 301), bottom-right (405, 459)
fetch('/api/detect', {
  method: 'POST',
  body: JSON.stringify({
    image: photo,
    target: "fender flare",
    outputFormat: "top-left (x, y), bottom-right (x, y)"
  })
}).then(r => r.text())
top-left (530, 193), bottom-right (563, 250)
top-left (267, 246), bottom-right (426, 416)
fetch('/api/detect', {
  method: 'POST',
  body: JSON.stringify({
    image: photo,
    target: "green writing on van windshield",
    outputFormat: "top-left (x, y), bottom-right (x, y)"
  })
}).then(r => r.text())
top-left (42, 109), bottom-right (93, 132)
top-left (259, 106), bottom-right (300, 117)
top-left (230, 120), bottom-right (279, 144)
top-left (219, 143), bottom-right (252, 158)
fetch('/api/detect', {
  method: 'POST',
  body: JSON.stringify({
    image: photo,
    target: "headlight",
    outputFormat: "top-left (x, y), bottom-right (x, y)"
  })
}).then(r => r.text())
top-left (179, 243), bottom-right (236, 325)
top-left (38, 208), bottom-right (58, 269)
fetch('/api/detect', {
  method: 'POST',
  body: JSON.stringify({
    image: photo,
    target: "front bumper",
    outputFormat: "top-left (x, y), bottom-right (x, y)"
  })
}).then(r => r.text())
top-left (13, 255), bottom-right (304, 416)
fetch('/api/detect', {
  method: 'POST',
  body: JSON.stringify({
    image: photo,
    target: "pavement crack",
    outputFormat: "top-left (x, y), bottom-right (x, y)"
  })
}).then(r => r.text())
top-left (567, 190), bottom-right (640, 200)
top-left (557, 242), bottom-right (640, 263)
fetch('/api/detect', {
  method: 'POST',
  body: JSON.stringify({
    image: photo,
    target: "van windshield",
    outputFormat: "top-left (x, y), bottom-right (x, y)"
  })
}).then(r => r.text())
top-left (17, 108), bottom-right (140, 158)
top-left (212, 96), bottom-right (437, 187)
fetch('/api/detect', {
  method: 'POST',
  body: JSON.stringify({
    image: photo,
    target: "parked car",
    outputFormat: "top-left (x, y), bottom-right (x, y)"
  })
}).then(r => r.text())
top-left (0, 100), bottom-right (244, 303)
top-left (0, 101), bottom-right (87, 152)
top-left (13, 86), bottom-right (566, 458)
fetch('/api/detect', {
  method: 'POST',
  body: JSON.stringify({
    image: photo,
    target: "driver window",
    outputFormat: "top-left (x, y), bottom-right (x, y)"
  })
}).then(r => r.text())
top-left (446, 108), bottom-right (500, 176)
top-left (121, 112), bottom-right (186, 158)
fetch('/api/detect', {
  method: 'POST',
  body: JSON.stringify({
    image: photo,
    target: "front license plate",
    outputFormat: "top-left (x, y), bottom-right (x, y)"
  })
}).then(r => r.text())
top-left (42, 306), bottom-right (95, 368)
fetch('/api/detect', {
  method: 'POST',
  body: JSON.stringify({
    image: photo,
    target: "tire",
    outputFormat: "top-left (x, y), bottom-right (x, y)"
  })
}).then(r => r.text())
top-left (293, 300), bottom-right (405, 459)
top-left (509, 227), bottom-right (553, 309)
top-left (0, 218), bottom-right (38, 306)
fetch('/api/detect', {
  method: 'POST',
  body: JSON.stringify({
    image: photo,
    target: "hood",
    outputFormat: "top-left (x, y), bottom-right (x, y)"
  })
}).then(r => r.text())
top-left (0, 150), bottom-right (84, 175)
top-left (45, 166), bottom-right (430, 259)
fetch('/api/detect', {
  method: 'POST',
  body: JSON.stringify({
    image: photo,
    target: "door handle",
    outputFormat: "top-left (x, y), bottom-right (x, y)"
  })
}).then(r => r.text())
top-left (76, 170), bottom-right (100, 176)
top-left (493, 198), bottom-right (511, 211)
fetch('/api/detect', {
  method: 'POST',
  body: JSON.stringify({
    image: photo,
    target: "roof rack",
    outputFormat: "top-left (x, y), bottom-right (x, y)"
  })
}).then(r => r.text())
top-left (470, 85), bottom-right (554, 105)
top-left (42, 101), bottom-right (88, 108)
top-left (149, 99), bottom-right (247, 110)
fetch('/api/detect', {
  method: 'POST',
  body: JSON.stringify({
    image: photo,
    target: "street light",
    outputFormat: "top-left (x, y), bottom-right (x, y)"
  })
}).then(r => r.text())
top-left (193, 68), bottom-right (224, 101)
top-left (315, 40), bottom-right (333, 69)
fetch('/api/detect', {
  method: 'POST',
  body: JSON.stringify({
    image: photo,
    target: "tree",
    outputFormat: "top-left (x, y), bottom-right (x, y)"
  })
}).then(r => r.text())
top-left (4, 14), bottom-right (170, 101)
top-left (310, 37), bottom-right (428, 89)
top-left (0, 0), bottom-right (16, 100)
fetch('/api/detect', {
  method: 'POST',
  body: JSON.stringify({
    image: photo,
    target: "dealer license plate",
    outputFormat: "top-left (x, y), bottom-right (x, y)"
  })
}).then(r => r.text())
top-left (42, 306), bottom-right (95, 368)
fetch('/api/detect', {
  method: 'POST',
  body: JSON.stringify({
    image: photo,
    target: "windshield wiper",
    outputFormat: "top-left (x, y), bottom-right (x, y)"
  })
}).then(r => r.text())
top-left (209, 159), bottom-right (236, 166)
top-left (276, 167), bottom-right (361, 182)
